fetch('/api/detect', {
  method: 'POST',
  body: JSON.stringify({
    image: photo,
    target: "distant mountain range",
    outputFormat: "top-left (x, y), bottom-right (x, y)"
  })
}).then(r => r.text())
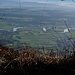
top-left (0, 0), bottom-right (75, 11)
top-left (0, 1), bottom-right (48, 8)
top-left (0, 0), bottom-right (17, 8)
top-left (0, 1), bottom-right (56, 9)
top-left (0, 1), bottom-right (63, 10)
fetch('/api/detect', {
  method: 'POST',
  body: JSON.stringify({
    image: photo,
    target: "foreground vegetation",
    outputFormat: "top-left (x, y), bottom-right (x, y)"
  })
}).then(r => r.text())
top-left (0, 45), bottom-right (75, 75)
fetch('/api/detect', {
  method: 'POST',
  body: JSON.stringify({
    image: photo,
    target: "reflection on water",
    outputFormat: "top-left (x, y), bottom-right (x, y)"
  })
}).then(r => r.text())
top-left (13, 27), bottom-right (23, 32)
top-left (64, 28), bottom-right (75, 33)
top-left (43, 27), bottom-right (47, 32)
top-left (64, 28), bottom-right (69, 33)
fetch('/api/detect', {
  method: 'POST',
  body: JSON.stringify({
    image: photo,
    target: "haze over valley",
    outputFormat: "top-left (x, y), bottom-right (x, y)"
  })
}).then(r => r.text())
top-left (0, 1), bottom-right (75, 51)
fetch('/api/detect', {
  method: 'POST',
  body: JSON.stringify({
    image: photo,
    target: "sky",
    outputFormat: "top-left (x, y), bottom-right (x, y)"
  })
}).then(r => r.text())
top-left (19, 0), bottom-right (73, 3)
top-left (2, 0), bottom-right (72, 3)
top-left (0, 0), bottom-right (74, 4)
top-left (0, 0), bottom-right (75, 9)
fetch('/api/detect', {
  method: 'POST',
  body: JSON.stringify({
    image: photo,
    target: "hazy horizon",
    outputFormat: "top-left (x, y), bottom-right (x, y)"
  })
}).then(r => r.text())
top-left (0, 0), bottom-right (72, 3)
top-left (0, 0), bottom-right (75, 10)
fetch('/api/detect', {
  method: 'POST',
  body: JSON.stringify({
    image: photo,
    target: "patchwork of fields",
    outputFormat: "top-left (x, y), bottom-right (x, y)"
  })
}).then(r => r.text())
top-left (0, 8), bottom-right (75, 50)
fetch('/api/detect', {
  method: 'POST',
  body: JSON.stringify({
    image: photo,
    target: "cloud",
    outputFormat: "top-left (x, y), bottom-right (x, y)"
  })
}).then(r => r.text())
top-left (20, 0), bottom-right (47, 2)
top-left (17, 0), bottom-right (62, 3)
top-left (56, 2), bottom-right (75, 9)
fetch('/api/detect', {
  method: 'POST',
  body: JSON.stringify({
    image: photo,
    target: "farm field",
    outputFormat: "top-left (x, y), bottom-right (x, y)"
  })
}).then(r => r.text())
top-left (0, 4), bottom-right (75, 50)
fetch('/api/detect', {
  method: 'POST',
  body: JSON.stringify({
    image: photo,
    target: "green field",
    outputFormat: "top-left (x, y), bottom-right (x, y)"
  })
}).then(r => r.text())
top-left (0, 8), bottom-right (75, 50)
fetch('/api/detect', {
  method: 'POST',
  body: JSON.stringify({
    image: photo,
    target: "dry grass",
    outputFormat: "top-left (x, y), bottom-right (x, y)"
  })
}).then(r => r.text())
top-left (0, 45), bottom-right (75, 75)
top-left (0, 45), bottom-right (72, 65)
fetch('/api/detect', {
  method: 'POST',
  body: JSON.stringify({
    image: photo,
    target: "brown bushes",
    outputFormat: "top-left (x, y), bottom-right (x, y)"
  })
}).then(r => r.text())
top-left (0, 46), bottom-right (71, 65)
top-left (0, 45), bottom-right (75, 75)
